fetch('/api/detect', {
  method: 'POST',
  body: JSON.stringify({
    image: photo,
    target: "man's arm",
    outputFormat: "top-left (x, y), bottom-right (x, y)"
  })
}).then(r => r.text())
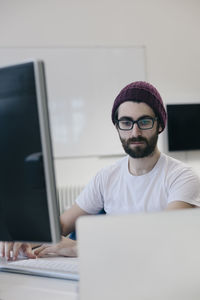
top-left (166, 201), bottom-right (197, 210)
top-left (34, 203), bottom-right (88, 258)
top-left (60, 203), bottom-right (88, 236)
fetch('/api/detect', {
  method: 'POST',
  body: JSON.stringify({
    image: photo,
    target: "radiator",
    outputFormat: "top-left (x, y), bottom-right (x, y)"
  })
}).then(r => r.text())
top-left (57, 185), bottom-right (85, 214)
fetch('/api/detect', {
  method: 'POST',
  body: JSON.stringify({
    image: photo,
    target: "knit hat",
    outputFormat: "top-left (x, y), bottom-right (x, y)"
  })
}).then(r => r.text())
top-left (111, 81), bottom-right (167, 132)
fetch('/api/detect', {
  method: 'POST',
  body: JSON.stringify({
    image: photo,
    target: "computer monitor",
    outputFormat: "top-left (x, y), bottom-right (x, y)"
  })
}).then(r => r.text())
top-left (0, 61), bottom-right (61, 243)
top-left (167, 103), bottom-right (200, 151)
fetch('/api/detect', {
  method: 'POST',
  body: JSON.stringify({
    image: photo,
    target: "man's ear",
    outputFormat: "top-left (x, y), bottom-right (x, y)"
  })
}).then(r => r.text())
top-left (158, 124), bottom-right (162, 134)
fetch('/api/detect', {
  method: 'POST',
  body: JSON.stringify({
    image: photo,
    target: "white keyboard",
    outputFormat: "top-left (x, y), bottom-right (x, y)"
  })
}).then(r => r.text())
top-left (0, 256), bottom-right (79, 281)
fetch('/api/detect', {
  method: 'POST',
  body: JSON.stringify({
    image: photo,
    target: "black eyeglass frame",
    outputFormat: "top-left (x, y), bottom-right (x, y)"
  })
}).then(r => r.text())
top-left (116, 117), bottom-right (158, 131)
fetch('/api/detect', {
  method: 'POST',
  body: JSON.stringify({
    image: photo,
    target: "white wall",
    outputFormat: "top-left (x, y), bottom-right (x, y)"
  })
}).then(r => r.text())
top-left (0, 0), bottom-right (200, 186)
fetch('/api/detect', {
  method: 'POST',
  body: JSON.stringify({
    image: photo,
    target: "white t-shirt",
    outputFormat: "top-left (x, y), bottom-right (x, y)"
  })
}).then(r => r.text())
top-left (76, 153), bottom-right (200, 214)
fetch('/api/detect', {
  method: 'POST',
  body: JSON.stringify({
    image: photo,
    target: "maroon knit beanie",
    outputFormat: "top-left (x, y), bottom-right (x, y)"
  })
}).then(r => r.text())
top-left (111, 81), bottom-right (167, 132)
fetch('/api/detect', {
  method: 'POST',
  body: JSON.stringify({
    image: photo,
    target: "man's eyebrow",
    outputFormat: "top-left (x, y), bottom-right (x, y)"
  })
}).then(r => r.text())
top-left (118, 116), bottom-right (133, 121)
top-left (118, 115), bottom-right (154, 121)
top-left (137, 115), bottom-right (155, 120)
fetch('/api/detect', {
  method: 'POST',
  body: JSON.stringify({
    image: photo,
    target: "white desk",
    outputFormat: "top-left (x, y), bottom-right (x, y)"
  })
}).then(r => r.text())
top-left (0, 271), bottom-right (79, 300)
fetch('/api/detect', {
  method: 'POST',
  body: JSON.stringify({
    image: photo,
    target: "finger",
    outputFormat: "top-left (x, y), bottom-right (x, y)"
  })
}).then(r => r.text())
top-left (4, 242), bottom-right (14, 260)
top-left (0, 242), bottom-right (5, 257)
top-left (23, 244), bottom-right (36, 259)
top-left (34, 244), bottom-right (49, 256)
top-left (12, 242), bottom-right (22, 260)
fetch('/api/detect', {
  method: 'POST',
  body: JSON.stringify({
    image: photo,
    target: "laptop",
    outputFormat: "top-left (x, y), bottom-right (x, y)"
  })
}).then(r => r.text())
top-left (77, 209), bottom-right (200, 300)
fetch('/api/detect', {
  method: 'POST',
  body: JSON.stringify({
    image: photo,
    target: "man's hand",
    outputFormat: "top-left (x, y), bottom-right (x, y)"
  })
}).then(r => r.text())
top-left (166, 201), bottom-right (196, 210)
top-left (34, 236), bottom-right (77, 258)
top-left (0, 242), bottom-right (36, 260)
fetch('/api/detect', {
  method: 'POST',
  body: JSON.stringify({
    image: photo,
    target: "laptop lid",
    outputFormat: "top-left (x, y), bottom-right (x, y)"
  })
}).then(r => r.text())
top-left (77, 209), bottom-right (200, 300)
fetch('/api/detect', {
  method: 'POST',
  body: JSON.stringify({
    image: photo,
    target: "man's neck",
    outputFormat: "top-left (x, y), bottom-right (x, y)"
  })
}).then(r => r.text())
top-left (128, 147), bottom-right (161, 176)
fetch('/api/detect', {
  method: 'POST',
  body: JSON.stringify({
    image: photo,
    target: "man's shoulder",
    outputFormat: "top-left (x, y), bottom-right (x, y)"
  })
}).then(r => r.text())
top-left (161, 153), bottom-right (188, 168)
top-left (161, 153), bottom-right (199, 178)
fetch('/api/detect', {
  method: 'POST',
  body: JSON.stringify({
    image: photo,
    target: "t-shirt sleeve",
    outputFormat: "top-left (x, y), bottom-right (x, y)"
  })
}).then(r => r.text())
top-left (75, 171), bottom-right (104, 214)
top-left (167, 167), bottom-right (200, 207)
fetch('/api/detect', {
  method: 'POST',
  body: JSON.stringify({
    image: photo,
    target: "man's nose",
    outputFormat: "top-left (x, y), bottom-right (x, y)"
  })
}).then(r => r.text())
top-left (130, 123), bottom-right (142, 137)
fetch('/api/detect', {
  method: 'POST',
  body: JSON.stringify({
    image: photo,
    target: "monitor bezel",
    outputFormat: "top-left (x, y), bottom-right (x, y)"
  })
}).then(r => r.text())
top-left (32, 60), bottom-right (61, 244)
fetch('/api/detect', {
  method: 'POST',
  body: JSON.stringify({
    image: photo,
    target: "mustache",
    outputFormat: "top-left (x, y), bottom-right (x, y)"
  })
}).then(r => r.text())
top-left (127, 136), bottom-right (148, 144)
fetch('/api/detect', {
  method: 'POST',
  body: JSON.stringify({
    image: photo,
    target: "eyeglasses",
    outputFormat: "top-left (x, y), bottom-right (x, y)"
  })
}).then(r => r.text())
top-left (116, 117), bottom-right (158, 131)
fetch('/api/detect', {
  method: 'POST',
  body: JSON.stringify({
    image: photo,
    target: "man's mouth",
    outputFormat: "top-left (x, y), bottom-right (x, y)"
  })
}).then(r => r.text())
top-left (130, 141), bottom-right (144, 144)
top-left (129, 142), bottom-right (145, 147)
top-left (128, 139), bottom-right (146, 146)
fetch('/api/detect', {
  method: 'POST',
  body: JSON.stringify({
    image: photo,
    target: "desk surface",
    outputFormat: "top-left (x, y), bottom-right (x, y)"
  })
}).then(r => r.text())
top-left (0, 271), bottom-right (78, 300)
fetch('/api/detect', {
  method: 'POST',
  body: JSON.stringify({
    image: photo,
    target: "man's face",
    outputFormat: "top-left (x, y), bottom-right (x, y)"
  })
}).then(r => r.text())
top-left (116, 101), bottom-right (161, 158)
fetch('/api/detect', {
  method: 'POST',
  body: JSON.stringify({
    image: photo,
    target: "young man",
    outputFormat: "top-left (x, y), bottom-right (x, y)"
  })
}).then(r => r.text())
top-left (1, 81), bottom-right (200, 259)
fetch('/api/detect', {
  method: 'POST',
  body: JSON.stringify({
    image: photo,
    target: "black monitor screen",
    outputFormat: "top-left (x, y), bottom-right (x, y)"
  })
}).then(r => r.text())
top-left (0, 61), bottom-right (60, 242)
top-left (167, 103), bottom-right (200, 151)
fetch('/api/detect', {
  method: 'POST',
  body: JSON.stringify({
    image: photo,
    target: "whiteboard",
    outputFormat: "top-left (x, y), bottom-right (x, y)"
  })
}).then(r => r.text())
top-left (0, 47), bottom-right (146, 157)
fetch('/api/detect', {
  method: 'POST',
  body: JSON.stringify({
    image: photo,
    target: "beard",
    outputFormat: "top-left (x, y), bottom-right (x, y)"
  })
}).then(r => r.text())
top-left (120, 131), bottom-right (159, 158)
